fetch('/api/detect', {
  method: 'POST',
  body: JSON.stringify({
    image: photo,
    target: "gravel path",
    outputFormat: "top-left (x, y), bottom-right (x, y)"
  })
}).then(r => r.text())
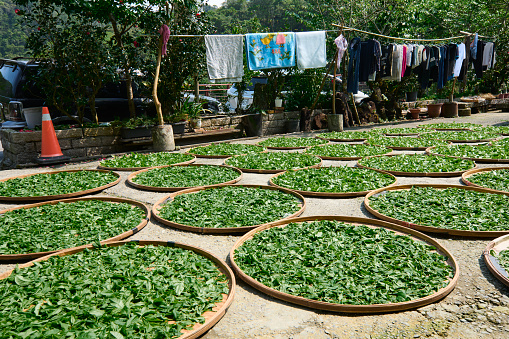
top-left (1, 112), bottom-right (509, 338)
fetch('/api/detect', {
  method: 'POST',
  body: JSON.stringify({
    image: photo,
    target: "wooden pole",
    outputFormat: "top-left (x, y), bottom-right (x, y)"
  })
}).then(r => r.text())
top-left (310, 48), bottom-right (340, 112)
top-left (450, 77), bottom-right (457, 102)
top-left (350, 93), bottom-right (361, 125)
top-left (153, 36), bottom-right (164, 125)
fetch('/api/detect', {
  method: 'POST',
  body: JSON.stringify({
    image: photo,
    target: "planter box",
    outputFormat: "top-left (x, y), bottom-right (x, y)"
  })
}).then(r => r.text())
top-left (120, 126), bottom-right (153, 139)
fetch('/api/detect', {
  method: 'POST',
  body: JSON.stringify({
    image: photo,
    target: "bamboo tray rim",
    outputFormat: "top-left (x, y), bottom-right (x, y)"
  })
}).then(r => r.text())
top-left (461, 167), bottom-right (509, 195)
top-left (364, 184), bottom-right (509, 237)
top-left (98, 155), bottom-right (196, 171)
top-left (316, 135), bottom-right (367, 142)
top-left (126, 164), bottom-right (243, 192)
top-left (186, 143), bottom-right (268, 158)
top-left (304, 144), bottom-right (393, 160)
top-left (257, 139), bottom-right (329, 150)
top-left (0, 240), bottom-right (235, 339)
top-left (0, 196), bottom-right (150, 262)
top-left (223, 156), bottom-right (323, 174)
top-left (483, 235), bottom-right (509, 288)
top-left (229, 215), bottom-right (459, 313)
top-left (364, 140), bottom-right (451, 151)
top-left (152, 184), bottom-right (306, 234)
top-left (426, 146), bottom-right (509, 163)
top-left (418, 132), bottom-right (500, 143)
top-left (269, 167), bottom-right (398, 197)
top-left (356, 154), bottom-right (477, 177)
top-left (0, 169), bottom-right (121, 202)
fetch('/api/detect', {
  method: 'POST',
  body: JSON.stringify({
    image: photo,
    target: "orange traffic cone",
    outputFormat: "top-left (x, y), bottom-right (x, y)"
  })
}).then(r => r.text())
top-left (36, 107), bottom-right (70, 164)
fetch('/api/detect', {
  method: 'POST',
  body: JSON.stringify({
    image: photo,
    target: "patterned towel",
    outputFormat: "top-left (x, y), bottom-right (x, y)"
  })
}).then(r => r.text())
top-left (246, 32), bottom-right (295, 70)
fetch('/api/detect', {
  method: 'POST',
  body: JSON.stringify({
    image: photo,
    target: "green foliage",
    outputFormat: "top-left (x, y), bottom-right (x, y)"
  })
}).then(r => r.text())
top-left (100, 152), bottom-right (195, 169)
top-left (132, 165), bottom-right (240, 188)
top-left (189, 143), bottom-right (266, 156)
top-left (258, 136), bottom-right (327, 148)
top-left (358, 154), bottom-right (475, 173)
top-left (158, 185), bottom-right (302, 228)
top-left (285, 69), bottom-right (332, 111)
top-left (316, 131), bottom-right (373, 141)
top-left (225, 152), bottom-right (321, 171)
top-left (0, 200), bottom-right (145, 254)
top-left (421, 122), bottom-right (484, 130)
top-left (431, 144), bottom-right (509, 160)
top-left (272, 166), bottom-right (395, 193)
top-left (305, 143), bottom-right (391, 159)
top-left (422, 130), bottom-right (501, 142)
top-left (366, 135), bottom-right (449, 148)
top-left (0, 0), bottom-right (26, 58)
top-left (373, 127), bottom-right (432, 135)
top-left (235, 220), bottom-right (453, 305)
top-left (0, 243), bottom-right (228, 337)
top-left (111, 115), bottom-right (156, 129)
top-left (369, 186), bottom-right (509, 231)
top-left (495, 249), bottom-right (509, 275)
top-left (468, 169), bottom-right (509, 193)
top-left (0, 170), bottom-right (117, 197)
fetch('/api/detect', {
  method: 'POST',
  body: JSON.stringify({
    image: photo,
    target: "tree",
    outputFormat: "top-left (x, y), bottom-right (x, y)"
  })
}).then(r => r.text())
top-left (0, 0), bottom-right (27, 58)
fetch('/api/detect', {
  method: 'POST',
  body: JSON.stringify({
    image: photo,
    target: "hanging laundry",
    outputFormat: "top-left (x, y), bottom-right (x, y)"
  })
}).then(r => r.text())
top-left (437, 45), bottom-right (447, 89)
top-left (347, 37), bottom-right (361, 93)
top-left (368, 41), bottom-right (382, 81)
top-left (482, 42), bottom-right (494, 70)
top-left (295, 31), bottom-right (327, 70)
top-left (470, 33), bottom-right (478, 60)
top-left (380, 44), bottom-right (394, 78)
top-left (359, 39), bottom-right (380, 82)
top-left (418, 46), bottom-right (432, 89)
top-left (392, 44), bottom-right (404, 82)
top-left (473, 41), bottom-right (485, 78)
top-left (458, 36), bottom-right (470, 81)
top-left (245, 32), bottom-right (296, 71)
top-left (205, 35), bottom-right (244, 83)
top-left (334, 34), bottom-right (348, 69)
top-left (453, 43), bottom-right (466, 78)
top-left (446, 44), bottom-right (458, 81)
top-left (401, 45), bottom-right (407, 78)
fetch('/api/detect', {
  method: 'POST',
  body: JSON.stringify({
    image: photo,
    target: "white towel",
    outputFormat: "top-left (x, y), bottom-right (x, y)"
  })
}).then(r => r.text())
top-left (296, 31), bottom-right (327, 70)
top-left (205, 35), bottom-right (244, 83)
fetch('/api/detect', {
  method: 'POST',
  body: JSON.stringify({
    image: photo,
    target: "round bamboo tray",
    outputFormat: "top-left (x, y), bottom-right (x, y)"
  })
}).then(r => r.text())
top-left (420, 133), bottom-right (499, 143)
top-left (229, 215), bottom-right (459, 313)
top-left (364, 140), bottom-right (451, 151)
top-left (257, 140), bottom-right (329, 150)
top-left (426, 146), bottom-right (509, 163)
top-left (0, 169), bottom-right (120, 202)
top-left (152, 184), bottom-right (306, 234)
top-left (316, 135), bottom-right (367, 142)
top-left (483, 235), bottom-right (509, 288)
top-left (186, 144), bottom-right (267, 158)
top-left (305, 144), bottom-right (393, 160)
top-left (0, 196), bottom-right (150, 262)
top-left (224, 157), bottom-right (322, 174)
top-left (269, 168), bottom-right (397, 197)
top-left (356, 154), bottom-right (477, 177)
top-left (364, 184), bottom-right (509, 237)
top-left (0, 240), bottom-right (235, 339)
top-left (126, 164), bottom-right (243, 192)
top-left (461, 167), bottom-right (509, 195)
top-left (98, 155), bottom-right (196, 171)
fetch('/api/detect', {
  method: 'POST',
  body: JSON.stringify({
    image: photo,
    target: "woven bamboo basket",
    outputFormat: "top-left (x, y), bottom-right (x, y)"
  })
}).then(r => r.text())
top-left (98, 154), bottom-right (196, 171)
top-left (426, 146), bottom-right (509, 163)
top-left (269, 168), bottom-right (397, 197)
top-left (305, 144), bottom-right (393, 160)
top-left (0, 196), bottom-right (150, 262)
top-left (152, 184), bottom-right (306, 234)
top-left (356, 154), bottom-right (477, 177)
top-left (0, 169), bottom-right (120, 202)
top-left (229, 215), bottom-right (459, 313)
top-left (483, 235), bottom-right (509, 288)
top-left (127, 164), bottom-right (243, 192)
top-left (0, 240), bottom-right (235, 339)
top-left (461, 167), bottom-right (509, 195)
top-left (364, 184), bottom-right (509, 237)
top-left (186, 144), bottom-right (267, 158)
top-left (224, 157), bottom-right (322, 174)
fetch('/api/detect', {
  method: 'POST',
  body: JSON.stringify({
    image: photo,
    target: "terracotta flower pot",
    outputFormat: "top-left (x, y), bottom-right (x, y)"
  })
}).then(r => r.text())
top-left (409, 108), bottom-right (421, 119)
top-left (426, 103), bottom-right (443, 118)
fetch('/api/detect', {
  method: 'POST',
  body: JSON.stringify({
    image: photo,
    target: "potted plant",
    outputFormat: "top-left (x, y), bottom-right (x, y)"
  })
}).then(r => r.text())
top-left (409, 103), bottom-right (421, 119)
top-left (405, 77), bottom-right (419, 102)
top-left (427, 102), bottom-right (443, 118)
top-left (112, 115), bottom-right (156, 139)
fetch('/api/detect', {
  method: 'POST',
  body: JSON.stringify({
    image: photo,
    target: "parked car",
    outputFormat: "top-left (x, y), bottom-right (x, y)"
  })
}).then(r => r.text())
top-left (0, 58), bottom-right (150, 128)
top-left (184, 93), bottom-right (226, 115)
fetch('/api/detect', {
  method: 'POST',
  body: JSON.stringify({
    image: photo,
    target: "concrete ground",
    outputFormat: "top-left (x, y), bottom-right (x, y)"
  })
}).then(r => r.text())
top-left (1, 112), bottom-right (509, 338)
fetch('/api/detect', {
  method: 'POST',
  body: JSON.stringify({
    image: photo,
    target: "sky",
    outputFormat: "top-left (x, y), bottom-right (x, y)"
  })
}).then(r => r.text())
top-left (207, 0), bottom-right (224, 7)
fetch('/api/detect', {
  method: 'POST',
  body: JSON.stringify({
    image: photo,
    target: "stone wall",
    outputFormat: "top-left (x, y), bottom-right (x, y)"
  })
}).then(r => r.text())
top-left (1, 127), bottom-right (121, 168)
top-left (261, 109), bottom-right (330, 135)
top-left (198, 115), bottom-right (243, 131)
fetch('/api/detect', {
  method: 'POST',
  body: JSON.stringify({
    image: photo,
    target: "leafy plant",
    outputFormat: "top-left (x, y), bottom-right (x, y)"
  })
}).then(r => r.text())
top-left (369, 186), bottom-right (509, 231)
top-left (316, 131), bottom-right (373, 141)
top-left (358, 154), bottom-right (475, 173)
top-left (258, 137), bottom-right (327, 148)
top-left (471, 126), bottom-right (509, 135)
top-left (234, 220), bottom-right (453, 305)
top-left (466, 169), bottom-right (509, 192)
top-left (305, 144), bottom-right (391, 159)
top-left (422, 130), bottom-right (500, 142)
top-left (495, 249), bottom-right (509, 275)
top-left (0, 243), bottom-right (228, 337)
top-left (189, 143), bottom-right (266, 156)
top-left (0, 200), bottom-right (145, 255)
top-left (225, 152), bottom-right (321, 171)
top-left (420, 122), bottom-right (483, 130)
top-left (132, 165), bottom-right (240, 188)
top-left (430, 144), bottom-right (509, 160)
top-left (100, 152), bottom-right (194, 169)
top-left (366, 135), bottom-right (449, 149)
top-left (372, 127), bottom-right (431, 135)
top-left (111, 115), bottom-right (156, 129)
top-left (0, 171), bottom-right (117, 197)
top-left (158, 186), bottom-right (301, 228)
top-left (272, 167), bottom-right (395, 193)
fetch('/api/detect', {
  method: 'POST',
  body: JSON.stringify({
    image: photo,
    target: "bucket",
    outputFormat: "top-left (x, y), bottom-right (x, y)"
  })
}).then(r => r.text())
top-left (442, 102), bottom-right (458, 118)
top-left (406, 92), bottom-right (418, 102)
top-left (23, 107), bottom-right (43, 128)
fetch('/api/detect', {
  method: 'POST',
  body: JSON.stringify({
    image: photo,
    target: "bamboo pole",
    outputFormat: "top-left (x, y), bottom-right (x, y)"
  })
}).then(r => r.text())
top-left (310, 48), bottom-right (340, 112)
top-left (350, 93), bottom-right (361, 125)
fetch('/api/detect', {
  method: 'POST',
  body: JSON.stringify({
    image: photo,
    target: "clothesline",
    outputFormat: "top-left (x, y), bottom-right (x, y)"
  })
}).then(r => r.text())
top-left (140, 29), bottom-right (351, 38)
top-left (332, 24), bottom-right (472, 42)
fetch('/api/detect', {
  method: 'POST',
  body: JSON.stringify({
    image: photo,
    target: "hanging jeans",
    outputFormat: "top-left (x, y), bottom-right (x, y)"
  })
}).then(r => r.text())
top-left (347, 38), bottom-right (361, 94)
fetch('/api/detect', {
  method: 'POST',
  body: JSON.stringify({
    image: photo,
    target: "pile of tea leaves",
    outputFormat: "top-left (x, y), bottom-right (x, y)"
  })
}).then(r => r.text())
top-left (100, 152), bottom-right (194, 169)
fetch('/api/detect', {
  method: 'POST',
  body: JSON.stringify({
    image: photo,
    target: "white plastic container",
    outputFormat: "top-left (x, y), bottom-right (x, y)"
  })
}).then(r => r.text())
top-left (23, 107), bottom-right (43, 129)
